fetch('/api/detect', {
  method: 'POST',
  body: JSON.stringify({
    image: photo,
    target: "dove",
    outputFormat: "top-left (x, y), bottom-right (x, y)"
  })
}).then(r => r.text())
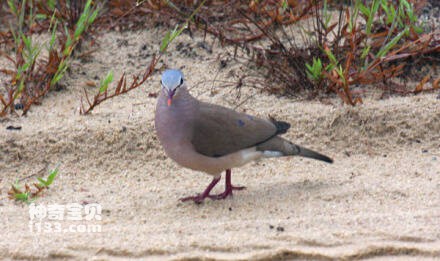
top-left (155, 69), bottom-right (333, 203)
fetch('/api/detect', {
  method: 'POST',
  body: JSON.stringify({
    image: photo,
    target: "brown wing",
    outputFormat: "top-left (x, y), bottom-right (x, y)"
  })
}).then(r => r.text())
top-left (191, 102), bottom-right (280, 157)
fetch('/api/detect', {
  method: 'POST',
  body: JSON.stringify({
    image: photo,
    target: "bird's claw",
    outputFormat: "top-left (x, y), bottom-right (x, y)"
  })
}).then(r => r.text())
top-left (208, 185), bottom-right (246, 200)
top-left (231, 185), bottom-right (246, 190)
top-left (181, 185), bottom-right (246, 203)
top-left (180, 194), bottom-right (206, 204)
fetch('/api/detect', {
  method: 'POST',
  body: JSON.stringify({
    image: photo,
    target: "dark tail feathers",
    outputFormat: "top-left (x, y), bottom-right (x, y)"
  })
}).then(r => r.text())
top-left (296, 145), bottom-right (333, 163)
top-left (271, 119), bottom-right (291, 135)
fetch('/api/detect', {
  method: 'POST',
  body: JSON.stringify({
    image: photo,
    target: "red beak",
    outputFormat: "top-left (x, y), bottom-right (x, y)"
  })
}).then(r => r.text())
top-left (167, 89), bottom-right (176, 107)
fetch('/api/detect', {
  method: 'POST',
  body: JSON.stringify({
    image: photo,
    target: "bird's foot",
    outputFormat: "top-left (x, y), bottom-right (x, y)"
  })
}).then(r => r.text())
top-left (180, 176), bottom-right (222, 204)
top-left (180, 185), bottom-right (246, 203)
top-left (180, 194), bottom-right (209, 204)
top-left (208, 185), bottom-right (246, 200)
top-left (179, 170), bottom-right (245, 204)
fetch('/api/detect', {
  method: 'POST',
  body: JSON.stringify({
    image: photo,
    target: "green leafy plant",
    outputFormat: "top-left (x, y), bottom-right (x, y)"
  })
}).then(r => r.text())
top-left (322, 0), bottom-right (331, 29)
top-left (2, 0), bottom-right (437, 112)
top-left (10, 181), bottom-right (32, 203)
top-left (98, 71), bottom-right (114, 94)
top-left (299, 0), bottom-right (437, 104)
top-left (160, 0), bottom-right (207, 53)
top-left (0, 0), bottom-right (100, 116)
top-left (8, 166), bottom-right (60, 203)
top-left (359, 0), bottom-right (381, 35)
top-left (80, 0), bottom-right (207, 114)
top-left (305, 58), bottom-right (323, 82)
top-left (37, 167), bottom-right (59, 188)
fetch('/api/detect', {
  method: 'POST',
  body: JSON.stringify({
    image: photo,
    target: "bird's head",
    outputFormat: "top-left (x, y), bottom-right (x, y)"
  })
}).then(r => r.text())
top-left (160, 69), bottom-right (185, 107)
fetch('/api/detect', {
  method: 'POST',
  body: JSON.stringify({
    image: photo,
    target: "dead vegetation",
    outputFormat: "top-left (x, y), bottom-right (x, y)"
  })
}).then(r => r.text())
top-left (0, 0), bottom-right (99, 116)
top-left (0, 0), bottom-right (439, 117)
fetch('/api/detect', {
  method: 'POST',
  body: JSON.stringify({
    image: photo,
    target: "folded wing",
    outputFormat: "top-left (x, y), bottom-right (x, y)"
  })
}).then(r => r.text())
top-left (191, 102), bottom-right (289, 157)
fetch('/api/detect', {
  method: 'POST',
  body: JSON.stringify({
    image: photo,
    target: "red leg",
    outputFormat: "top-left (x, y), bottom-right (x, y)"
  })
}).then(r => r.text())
top-left (180, 176), bottom-right (221, 204)
top-left (208, 169), bottom-right (245, 200)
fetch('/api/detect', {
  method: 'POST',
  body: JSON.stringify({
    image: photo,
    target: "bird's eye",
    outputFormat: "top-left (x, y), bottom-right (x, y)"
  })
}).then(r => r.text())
top-left (180, 78), bottom-right (184, 85)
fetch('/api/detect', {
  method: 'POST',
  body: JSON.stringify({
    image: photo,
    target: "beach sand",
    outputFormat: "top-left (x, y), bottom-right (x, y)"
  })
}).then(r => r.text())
top-left (0, 29), bottom-right (439, 260)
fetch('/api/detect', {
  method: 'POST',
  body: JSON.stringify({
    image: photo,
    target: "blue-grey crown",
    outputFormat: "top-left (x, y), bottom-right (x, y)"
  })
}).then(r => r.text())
top-left (161, 69), bottom-right (184, 90)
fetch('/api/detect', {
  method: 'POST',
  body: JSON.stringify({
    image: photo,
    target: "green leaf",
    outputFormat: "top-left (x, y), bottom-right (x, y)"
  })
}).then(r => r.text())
top-left (400, 0), bottom-right (411, 12)
top-left (160, 25), bottom-right (179, 53)
top-left (381, 1), bottom-right (394, 24)
top-left (160, 31), bottom-right (171, 53)
top-left (74, 20), bottom-right (86, 40)
top-left (15, 192), bottom-right (30, 201)
top-left (305, 58), bottom-right (323, 81)
top-left (35, 14), bottom-right (47, 20)
top-left (18, 0), bottom-right (27, 34)
top-left (380, 0), bottom-right (389, 13)
top-left (160, 0), bottom-right (207, 53)
top-left (48, 10), bottom-right (57, 31)
top-left (358, 2), bottom-right (370, 17)
top-left (63, 26), bottom-right (72, 56)
top-left (413, 26), bottom-right (423, 34)
top-left (21, 62), bottom-right (30, 72)
top-left (376, 27), bottom-right (408, 58)
top-left (7, 0), bottom-right (17, 16)
top-left (45, 167), bottom-right (58, 186)
top-left (13, 78), bottom-right (25, 99)
top-left (36, 166), bottom-right (59, 188)
top-left (22, 34), bottom-right (31, 50)
top-left (88, 9), bottom-right (99, 24)
top-left (349, 1), bottom-right (361, 32)
top-left (12, 180), bottom-right (21, 190)
top-left (324, 48), bottom-right (337, 65)
top-left (336, 65), bottom-right (346, 84)
top-left (322, 0), bottom-right (331, 28)
top-left (51, 73), bottom-right (63, 86)
top-left (99, 71), bottom-right (114, 93)
top-left (281, 0), bottom-right (288, 10)
top-left (51, 61), bottom-right (68, 86)
top-left (361, 45), bottom-right (371, 59)
top-left (47, 0), bottom-right (56, 10)
top-left (83, 0), bottom-right (92, 14)
top-left (74, 0), bottom-right (96, 40)
top-left (366, 0), bottom-right (380, 35)
top-left (388, 5), bottom-right (396, 24)
top-left (37, 177), bottom-right (48, 186)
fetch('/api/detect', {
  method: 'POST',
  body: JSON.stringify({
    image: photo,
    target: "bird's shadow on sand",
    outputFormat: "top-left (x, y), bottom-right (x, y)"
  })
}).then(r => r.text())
top-left (243, 180), bottom-right (331, 203)
top-left (179, 179), bottom-right (334, 211)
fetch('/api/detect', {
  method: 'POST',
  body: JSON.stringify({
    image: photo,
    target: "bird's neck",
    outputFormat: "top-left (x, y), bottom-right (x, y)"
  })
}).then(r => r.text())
top-left (158, 87), bottom-right (196, 110)
top-left (155, 87), bottom-right (199, 142)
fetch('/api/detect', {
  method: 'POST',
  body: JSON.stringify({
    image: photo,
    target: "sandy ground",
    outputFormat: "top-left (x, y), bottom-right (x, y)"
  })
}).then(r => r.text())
top-left (1, 28), bottom-right (439, 260)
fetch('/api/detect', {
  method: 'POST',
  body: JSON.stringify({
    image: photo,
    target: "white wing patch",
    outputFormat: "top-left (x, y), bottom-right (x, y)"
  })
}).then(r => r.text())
top-left (263, 150), bottom-right (284, 158)
top-left (238, 147), bottom-right (263, 165)
top-left (231, 148), bottom-right (283, 169)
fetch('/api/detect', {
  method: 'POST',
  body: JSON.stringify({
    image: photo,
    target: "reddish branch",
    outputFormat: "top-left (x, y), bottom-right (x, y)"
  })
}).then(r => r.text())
top-left (80, 54), bottom-right (159, 114)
